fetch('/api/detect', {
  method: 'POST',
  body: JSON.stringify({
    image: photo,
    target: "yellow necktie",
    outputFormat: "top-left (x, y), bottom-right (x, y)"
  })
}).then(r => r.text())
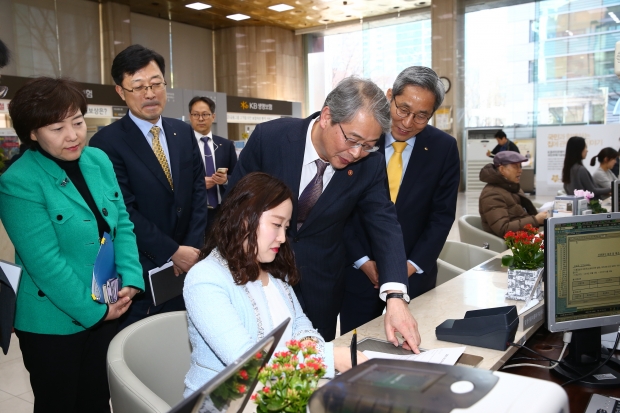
top-left (387, 142), bottom-right (407, 203)
top-left (150, 126), bottom-right (173, 190)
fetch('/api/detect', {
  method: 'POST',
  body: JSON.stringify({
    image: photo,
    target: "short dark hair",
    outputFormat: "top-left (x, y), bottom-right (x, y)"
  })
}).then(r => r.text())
top-left (494, 130), bottom-right (507, 140)
top-left (201, 172), bottom-right (299, 286)
top-left (562, 136), bottom-right (586, 184)
top-left (9, 77), bottom-right (87, 149)
top-left (189, 96), bottom-right (216, 114)
top-left (0, 39), bottom-right (10, 68)
top-left (111, 44), bottom-right (165, 86)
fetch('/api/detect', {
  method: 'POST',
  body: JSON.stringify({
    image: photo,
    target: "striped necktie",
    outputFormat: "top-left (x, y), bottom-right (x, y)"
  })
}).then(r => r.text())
top-left (297, 159), bottom-right (328, 230)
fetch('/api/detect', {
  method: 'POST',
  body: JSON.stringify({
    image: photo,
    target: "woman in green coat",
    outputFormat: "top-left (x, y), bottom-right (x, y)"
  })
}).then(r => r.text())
top-left (0, 77), bottom-right (144, 413)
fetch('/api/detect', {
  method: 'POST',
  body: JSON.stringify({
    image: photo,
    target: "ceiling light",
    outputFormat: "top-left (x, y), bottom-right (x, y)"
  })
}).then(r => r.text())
top-left (268, 4), bottom-right (294, 12)
top-left (185, 2), bottom-right (211, 10)
top-left (227, 13), bottom-right (250, 20)
top-left (609, 11), bottom-right (620, 23)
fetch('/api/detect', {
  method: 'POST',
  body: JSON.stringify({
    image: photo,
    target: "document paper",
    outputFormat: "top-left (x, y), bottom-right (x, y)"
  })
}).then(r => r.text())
top-left (363, 346), bottom-right (466, 366)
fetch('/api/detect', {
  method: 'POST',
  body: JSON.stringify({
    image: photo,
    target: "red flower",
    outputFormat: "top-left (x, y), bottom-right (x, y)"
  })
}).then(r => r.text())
top-left (250, 394), bottom-right (257, 401)
top-left (237, 384), bottom-right (247, 394)
top-left (263, 387), bottom-right (270, 394)
top-left (255, 352), bottom-right (263, 360)
top-left (239, 370), bottom-right (249, 380)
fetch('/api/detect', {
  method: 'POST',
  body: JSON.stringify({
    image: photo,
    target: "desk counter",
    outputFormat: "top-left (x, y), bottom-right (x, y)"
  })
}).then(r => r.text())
top-left (333, 256), bottom-right (542, 371)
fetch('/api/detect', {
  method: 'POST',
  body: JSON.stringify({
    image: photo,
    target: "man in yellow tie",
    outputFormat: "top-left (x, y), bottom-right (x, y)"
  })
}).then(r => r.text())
top-left (90, 45), bottom-right (208, 328)
top-left (341, 66), bottom-right (461, 334)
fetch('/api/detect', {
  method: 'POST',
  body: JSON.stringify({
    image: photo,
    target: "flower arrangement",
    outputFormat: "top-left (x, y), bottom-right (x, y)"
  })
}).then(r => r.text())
top-left (574, 189), bottom-right (607, 214)
top-left (252, 339), bottom-right (326, 413)
top-left (501, 224), bottom-right (544, 270)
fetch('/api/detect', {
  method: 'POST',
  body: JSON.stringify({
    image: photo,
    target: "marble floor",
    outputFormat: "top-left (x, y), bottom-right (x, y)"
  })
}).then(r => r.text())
top-left (0, 190), bottom-right (555, 412)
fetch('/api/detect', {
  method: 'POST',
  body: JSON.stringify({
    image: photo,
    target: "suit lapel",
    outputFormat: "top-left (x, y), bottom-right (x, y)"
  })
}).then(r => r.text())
top-left (396, 127), bottom-right (431, 207)
top-left (119, 115), bottom-right (173, 193)
top-left (213, 135), bottom-right (225, 170)
top-left (162, 118), bottom-right (181, 193)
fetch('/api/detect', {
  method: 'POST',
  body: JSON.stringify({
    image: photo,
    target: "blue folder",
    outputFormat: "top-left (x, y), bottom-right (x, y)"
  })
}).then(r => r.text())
top-left (91, 232), bottom-right (121, 304)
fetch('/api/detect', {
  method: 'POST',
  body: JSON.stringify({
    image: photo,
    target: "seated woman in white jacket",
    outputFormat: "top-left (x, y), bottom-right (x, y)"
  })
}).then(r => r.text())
top-left (183, 172), bottom-right (366, 397)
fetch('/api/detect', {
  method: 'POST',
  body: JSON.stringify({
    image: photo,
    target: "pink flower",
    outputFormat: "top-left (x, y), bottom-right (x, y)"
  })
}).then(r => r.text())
top-left (574, 189), bottom-right (594, 200)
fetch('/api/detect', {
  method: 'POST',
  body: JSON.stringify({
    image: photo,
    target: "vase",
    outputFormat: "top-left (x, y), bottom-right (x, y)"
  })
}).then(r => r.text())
top-left (506, 267), bottom-right (543, 301)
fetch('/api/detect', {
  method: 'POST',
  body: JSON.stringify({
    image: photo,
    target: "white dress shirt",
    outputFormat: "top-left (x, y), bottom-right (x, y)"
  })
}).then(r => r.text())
top-left (194, 130), bottom-right (222, 204)
top-left (301, 117), bottom-right (407, 299)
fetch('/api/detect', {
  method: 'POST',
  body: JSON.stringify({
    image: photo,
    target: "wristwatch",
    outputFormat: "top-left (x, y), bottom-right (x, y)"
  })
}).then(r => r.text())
top-left (386, 292), bottom-right (411, 304)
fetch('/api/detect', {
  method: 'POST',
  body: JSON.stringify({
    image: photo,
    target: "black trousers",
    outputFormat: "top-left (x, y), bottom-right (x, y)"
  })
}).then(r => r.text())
top-left (15, 320), bottom-right (118, 413)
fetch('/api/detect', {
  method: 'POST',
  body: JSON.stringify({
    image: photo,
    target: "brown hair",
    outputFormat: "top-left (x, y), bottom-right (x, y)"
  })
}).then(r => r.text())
top-left (202, 172), bottom-right (300, 286)
top-left (8, 77), bottom-right (87, 149)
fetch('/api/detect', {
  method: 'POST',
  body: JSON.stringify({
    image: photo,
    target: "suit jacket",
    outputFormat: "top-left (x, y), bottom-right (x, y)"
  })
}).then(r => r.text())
top-left (227, 113), bottom-right (409, 332)
top-left (0, 267), bottom-right (16, 354)
top-left (346, 125), bottom-right (460, 296)
top-left (90, 115), bottom-right (208, 287)
top-left (200, 134), bottom-right (237, 200)
top-left (0, 148), bottom-right (144, 335)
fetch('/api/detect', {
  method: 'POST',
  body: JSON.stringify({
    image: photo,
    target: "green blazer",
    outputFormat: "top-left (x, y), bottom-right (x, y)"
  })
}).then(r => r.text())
top-left (0, 147), bottom-right (144, 335)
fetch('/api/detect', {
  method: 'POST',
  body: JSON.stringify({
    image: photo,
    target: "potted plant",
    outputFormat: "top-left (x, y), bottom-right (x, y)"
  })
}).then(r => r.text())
top-left (574, 189), bottom-right (607, 214)
top-left (502, 224), bottom-right (544, 301)
top-left (252, 339), bottom-right (326, 413)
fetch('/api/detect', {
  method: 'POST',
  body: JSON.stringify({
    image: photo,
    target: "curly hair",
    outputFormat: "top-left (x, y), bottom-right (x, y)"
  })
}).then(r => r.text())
top-left (201, 172), bottom-right (300, 286)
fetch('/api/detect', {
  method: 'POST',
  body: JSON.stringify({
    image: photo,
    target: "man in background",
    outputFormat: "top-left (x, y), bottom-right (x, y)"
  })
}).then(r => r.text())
top-left (188, 96), bottom-right (237, 236)
top-left (487, 130), bottom-right (519, 157)
top-left (90, 44), bottom-right (207, 328)
top-left (341, 66), bottom-right (460, 334)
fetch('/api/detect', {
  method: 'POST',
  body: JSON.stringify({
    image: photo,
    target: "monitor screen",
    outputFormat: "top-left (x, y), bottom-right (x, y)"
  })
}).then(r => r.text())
top-left (546, 213), bottom-right (620, 333)
top-left (612, 179), bottom-right (620, 213)
top-left (168, 318), bottom-right (290, 413)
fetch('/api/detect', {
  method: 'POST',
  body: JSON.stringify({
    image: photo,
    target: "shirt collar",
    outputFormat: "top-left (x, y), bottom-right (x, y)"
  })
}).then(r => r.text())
top-left (194, 130), bottom-right (213, 140)
top-left (128, 110), bottom-right (164, 138)
top-left (303, 116), bottom-right (327, 167)
top-left (385, 131), bottom-right (415, 148)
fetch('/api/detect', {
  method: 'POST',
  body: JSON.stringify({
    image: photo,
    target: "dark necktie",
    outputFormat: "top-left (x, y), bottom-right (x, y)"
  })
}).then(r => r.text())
top-left (201, 137), bottom-right (219, 208)
top-left (297, 159), bottom-right (328, 230)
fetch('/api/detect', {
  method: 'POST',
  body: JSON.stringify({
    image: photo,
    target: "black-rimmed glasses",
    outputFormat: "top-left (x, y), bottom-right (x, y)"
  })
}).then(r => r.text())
top-left (338, 123), bottom-right (379, 153)
top-left (190, 112), bottom-right (213, 119)
top-left (392, 96), bottom-right (431, 125)
top-left (121, 81), bottom-right (167, 94)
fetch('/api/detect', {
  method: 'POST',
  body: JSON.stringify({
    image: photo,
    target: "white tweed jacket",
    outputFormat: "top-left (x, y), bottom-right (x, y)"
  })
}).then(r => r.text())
top-left (183, 250), bottom-right (335, 397)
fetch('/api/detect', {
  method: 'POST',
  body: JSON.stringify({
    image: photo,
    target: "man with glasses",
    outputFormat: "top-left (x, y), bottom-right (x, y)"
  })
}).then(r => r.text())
top-left (90, 44), bottom-right (207, 328)
top-left (228, 77), bottom-right (421, 350)
top-left (188, 96), bottom-right (237, 236)
top-left (340, 66), bottom-right (460, 334)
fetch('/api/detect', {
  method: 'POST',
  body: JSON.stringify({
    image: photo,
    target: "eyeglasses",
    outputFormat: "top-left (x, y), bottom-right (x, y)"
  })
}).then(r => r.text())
top-left (392, 96), bottom-right (431, 125)
top-left (121, 81), bottom-right (167, 94)
top-left (0, 86), bottom-right (7, 98)
top-left (190, 112), bottom-right (213, 119)
top-left (338, 123), bottom-right (379, 153)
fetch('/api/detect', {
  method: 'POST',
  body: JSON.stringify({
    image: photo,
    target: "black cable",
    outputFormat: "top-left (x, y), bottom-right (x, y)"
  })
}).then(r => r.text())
top-left (561, 331), bottom-right (620, 387)
top-left (508, 342), bottom-right (563, 365)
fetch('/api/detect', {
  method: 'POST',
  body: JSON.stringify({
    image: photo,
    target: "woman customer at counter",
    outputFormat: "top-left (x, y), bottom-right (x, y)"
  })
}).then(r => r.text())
top-left (183, 172), bottom-right (365, 397)
top-left (590, 147), bottom-right (618, 193)
top-left (0, 77), bottom-right (144, 413)
top-left (562, 136), bottom-right (610, 198)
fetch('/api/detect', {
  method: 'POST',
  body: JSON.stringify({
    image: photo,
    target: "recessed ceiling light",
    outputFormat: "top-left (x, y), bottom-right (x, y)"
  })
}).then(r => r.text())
top-left (268, 4), bottom-right (294, 12)
top-left (227, 13), bottom-right (251, 20)
top-left (185, 2), bottom-right (211, 10)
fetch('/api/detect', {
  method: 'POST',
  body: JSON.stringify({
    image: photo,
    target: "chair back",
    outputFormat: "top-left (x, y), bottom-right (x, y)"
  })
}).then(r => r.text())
top-left (438, 240), bottom-right (497, 270)
top-left (436, 259), bottom-right (464, 287)
top-left (458, 215), bottom-right (506, 253)
top-left (107, 311), bottom-right (192, 413)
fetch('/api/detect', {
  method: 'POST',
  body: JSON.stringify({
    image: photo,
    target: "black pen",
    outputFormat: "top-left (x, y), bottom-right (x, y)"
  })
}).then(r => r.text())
top-left (351, 328), bottom-right (357, 367)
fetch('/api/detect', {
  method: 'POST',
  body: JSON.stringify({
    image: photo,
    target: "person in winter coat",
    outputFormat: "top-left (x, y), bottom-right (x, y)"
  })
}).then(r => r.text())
top-left (479, 151), bottom-right (547, 238)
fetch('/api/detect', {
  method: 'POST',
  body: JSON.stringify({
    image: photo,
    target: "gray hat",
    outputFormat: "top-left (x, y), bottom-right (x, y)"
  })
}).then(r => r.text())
top-left (494, 151), bottom-right (527, 166)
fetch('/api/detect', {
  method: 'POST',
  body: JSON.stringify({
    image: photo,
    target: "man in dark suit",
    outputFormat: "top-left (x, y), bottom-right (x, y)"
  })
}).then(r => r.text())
top-left (340, 66), bottom-right (460, 334)
top-left (228, 78), bottom-right (421, 348)
top-left (90, 45), bottom-right (207, 328)
top-left (188, 96), bottom-right (237, 236)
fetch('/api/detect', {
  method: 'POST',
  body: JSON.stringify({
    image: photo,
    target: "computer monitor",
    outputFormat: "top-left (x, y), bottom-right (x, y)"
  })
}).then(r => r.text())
top-left (168, 318), bottom-right (290, 413)
top-left (612, 179), bottom-right (620, 213)
top-left (545, 213), bottom-right (620, 386)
